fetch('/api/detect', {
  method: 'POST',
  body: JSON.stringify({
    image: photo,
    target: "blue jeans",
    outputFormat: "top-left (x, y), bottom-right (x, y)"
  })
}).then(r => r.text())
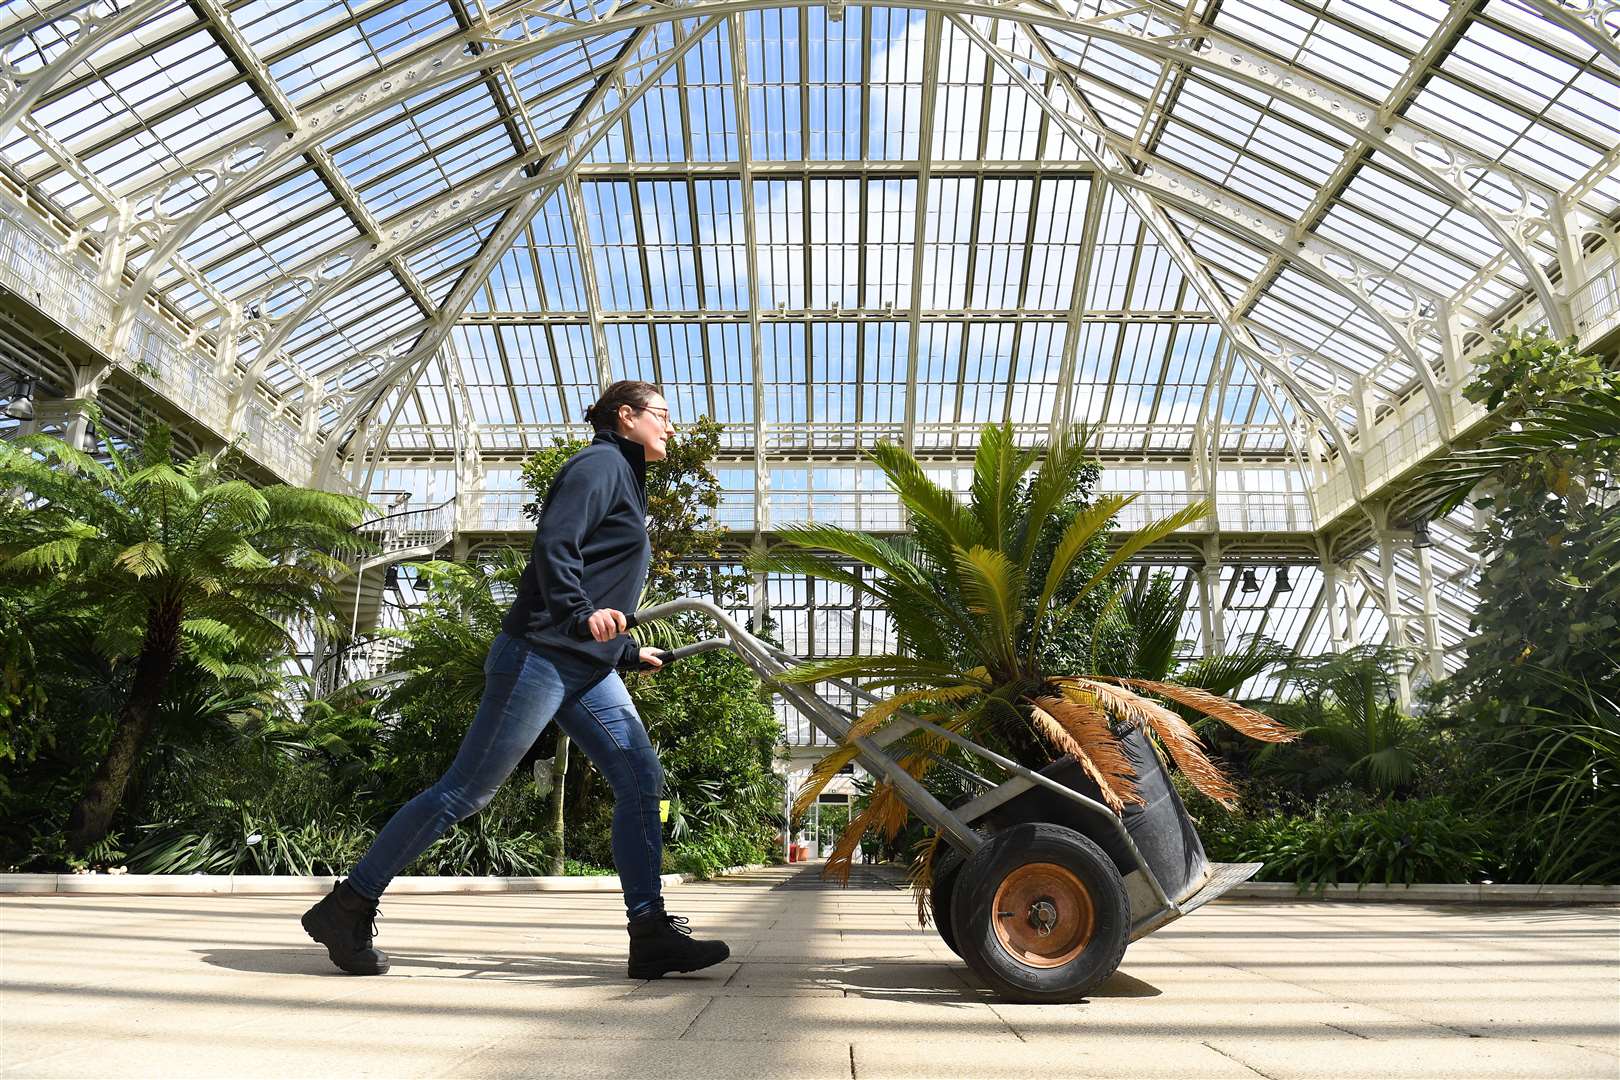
top-left (348, 632), bottom-right (665, 919)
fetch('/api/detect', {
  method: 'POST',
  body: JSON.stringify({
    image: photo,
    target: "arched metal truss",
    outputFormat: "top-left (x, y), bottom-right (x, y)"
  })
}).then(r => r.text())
top-left (2, 0), bottom-right (1617, 681)
top-left (4, 0), bottom-right (1603, 381)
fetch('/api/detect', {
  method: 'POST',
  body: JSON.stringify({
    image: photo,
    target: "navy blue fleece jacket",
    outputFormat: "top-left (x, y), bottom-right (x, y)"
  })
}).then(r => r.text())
top-left (502, 429), bottom-right (651, 671)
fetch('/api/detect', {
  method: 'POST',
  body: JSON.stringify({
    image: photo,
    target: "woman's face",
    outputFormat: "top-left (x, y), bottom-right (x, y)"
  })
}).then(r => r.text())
top-left (618, 394), bottom-right (674, 462)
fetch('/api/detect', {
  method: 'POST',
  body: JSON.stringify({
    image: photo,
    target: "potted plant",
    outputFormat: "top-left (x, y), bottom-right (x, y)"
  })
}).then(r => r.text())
top-left (750, 424), bottom-right (1295, 913)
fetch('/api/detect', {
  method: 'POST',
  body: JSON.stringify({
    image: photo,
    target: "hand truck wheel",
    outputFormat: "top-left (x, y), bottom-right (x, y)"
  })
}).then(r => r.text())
top-left (949, 822), bottom-right (1130, 1004)
top-left (930, 847), bottom-right (965, 958)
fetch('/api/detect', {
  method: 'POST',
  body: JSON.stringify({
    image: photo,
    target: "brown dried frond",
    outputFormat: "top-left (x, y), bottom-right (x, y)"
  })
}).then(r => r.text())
top-left (1029, 697), bottom-right (1141, 813)
top-left (794, 743), bottom-right (861, 817)
top-left (911, 833), bottom-right (945, 927)
top-left (1083, 679), bottom-right (1239, 807)
top-left (881, 757), bottom-right (933, 841)
top-left (822, 798), bottom-right (881, 884)
top-left (799, 688), bottom-right (980, 822)
top-left (1042, 693), bottom-right (1142, 802)
top-left (1099, 677), bottom-right (1297, 743)
top-left (845, 684), bottom-right (981, 745)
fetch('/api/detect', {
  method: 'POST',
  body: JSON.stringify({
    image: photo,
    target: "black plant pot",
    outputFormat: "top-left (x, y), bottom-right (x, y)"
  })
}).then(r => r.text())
top-left (972, 724), bottom-right (1210, 904)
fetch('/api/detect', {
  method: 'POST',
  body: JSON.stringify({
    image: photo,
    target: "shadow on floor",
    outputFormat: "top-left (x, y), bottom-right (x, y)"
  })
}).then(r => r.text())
top-left (199, 947), bottom-right (626, 982)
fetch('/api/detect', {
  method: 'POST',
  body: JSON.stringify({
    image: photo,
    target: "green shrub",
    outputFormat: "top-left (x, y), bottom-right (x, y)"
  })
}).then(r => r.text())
top-left (1463, 677), bottom-right (1620, 885)
top-left (563, 858), bottom-right (615, 877)
top-left (667, 829), bottom-right (769, 879)
top-left (1204, 796), bottom-right (1494, 889)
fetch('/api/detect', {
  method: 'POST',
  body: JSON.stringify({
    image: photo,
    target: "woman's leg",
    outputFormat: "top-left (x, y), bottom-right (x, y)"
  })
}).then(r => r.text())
top-left (346, 632), bottom-right (569, 900)
top-left (555, 672), bottom-right (665, 919)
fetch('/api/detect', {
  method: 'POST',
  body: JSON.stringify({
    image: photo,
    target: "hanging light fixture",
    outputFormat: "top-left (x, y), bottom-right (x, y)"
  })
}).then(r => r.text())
top-left (1411, 519), bottom-right (1432, 549)
top-left (4, 377), bottom-right (34, 422)
top-left (1240, 568), bottom-right (1260, 593)
top-left (384, 564), bottom-right (400, 590)
top-left (1276, 566), bottom-right (1293, 592)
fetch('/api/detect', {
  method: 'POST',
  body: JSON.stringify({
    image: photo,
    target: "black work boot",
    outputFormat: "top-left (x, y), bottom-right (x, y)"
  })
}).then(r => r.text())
top-left (301, 880), bottom-right (389, 975)
top-left (626, 909), bottom-right (730, 980)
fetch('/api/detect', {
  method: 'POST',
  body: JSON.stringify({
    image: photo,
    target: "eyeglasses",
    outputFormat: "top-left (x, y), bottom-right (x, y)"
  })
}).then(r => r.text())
top-left (636, 405), bottom-right (672, 423)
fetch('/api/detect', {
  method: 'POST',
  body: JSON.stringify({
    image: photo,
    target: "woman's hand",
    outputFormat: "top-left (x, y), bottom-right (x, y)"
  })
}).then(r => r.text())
top-left (586, 607), bottom-right (628, 641)
top-left (637, 647), bottom-right (664, 671)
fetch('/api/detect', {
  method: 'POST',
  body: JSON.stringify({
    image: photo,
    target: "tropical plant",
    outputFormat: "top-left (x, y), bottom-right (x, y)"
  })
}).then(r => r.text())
top-left (0, 423), bottom-right (370, 850)
top-left (635, 648), bottom-right (782, 849)
top-left (385, 553), bottom-right (526, 718)
top-left (1207, 795), bottom-right (1492, 889)
top-left (750, 423), bottom-right (1296, 883)
top-left (1408, 329), bottom-right (1620, 714)
top-left (1089, 572), bottom-right (1289, 728)
top-left (125, 804), bottom-right (372, 876)
top-left (1467, 670), bottom-right (1620, 885)
top-left (1255, 646), bottom-right (1428, 796)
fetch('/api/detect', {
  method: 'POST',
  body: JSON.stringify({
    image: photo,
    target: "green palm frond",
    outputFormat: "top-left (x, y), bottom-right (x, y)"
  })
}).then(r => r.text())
top-left (866, 441), bottom-right (981, 549)
top-left (774, 653), bottom-right (988, 690)
top-left (954, 545), bottom-right (1024, 662)
top-left (968, 423), bottom-right (1038, 552)
top-left (1408, 386), bottom-right (1620, 519)
top-left (1031, 493), bottom-right (1134, 622)
top-left (1066, 501), bottom-right (1209, 610)
top-left (1019, 425), bottom-right (1094, 565)
top-left (1174, 638), bottom-right (1289, 695)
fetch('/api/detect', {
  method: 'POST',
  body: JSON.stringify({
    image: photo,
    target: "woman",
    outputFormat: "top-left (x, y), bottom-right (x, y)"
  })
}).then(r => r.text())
top-left (302, 380), bottom-right (730, 981)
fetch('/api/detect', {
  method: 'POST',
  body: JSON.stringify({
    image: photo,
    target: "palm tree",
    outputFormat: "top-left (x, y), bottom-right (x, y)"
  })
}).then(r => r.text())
top-left (1255, 646), bottom-right (1424, 796)
top-left (1090, 571), bottom-right (1287, 694)
top-left (0, 424), bottom-right (369, 851)
top-left (384, 554), bottom-right (526, 718)
top-left (750, 424), bottom-right (1295, 877)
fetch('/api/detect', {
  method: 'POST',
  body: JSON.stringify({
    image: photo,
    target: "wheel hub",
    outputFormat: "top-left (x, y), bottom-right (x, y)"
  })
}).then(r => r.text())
top-left (990, 862), bottom-right (1095, 970)
top-left (1027, 898), bottom-right (1059, 936)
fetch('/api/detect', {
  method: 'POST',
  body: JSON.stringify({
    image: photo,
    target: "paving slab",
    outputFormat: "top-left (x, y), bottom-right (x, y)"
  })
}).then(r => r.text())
top-left (2, 863), bottom-right (1616, 1079)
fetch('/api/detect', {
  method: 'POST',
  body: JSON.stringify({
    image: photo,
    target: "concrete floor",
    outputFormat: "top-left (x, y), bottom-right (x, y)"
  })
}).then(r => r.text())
top-left (2, 864), bottom-right (1616, 1080)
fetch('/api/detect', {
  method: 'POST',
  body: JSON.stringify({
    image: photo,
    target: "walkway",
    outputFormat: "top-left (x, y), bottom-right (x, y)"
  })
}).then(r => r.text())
top-left (2, 864), bottom-right (1616, 1078)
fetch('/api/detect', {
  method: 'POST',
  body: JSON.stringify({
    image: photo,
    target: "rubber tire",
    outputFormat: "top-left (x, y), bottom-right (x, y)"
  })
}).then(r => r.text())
top-left (930, 848), bottom-right (965, 958)
top-left (950, 822), bottom-right (1130, 1004)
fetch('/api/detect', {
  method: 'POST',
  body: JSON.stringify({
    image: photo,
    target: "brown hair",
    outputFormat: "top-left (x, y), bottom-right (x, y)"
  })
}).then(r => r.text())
top-left (584, 379), bottom-right (663, 433)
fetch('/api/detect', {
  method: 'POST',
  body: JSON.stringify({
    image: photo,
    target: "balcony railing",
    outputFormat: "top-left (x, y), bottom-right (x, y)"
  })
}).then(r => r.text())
top-left (0, 204), bottom-right (314, 482)
top-left (460, 484), bottom-right (1311, 536)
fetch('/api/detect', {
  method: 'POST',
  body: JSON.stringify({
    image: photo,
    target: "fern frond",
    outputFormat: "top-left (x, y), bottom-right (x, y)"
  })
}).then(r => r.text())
top-left (113, 541), bottom-right (168, 579)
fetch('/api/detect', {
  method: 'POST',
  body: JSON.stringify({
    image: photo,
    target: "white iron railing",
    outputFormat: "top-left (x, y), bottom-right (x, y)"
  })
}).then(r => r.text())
top-left (354, 498), bottom-right (455, 570)
top-left (315, 634), bottom-right (407, 698)
top-left (0, 204), bottom-right (315, 482)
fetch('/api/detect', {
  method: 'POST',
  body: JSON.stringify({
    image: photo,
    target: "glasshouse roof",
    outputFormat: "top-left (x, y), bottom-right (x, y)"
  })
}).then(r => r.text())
top-left (1, 0), bottom-right (1617, 671)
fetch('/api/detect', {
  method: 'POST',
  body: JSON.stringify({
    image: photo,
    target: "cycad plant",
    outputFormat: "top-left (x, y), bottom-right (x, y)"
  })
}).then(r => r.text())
top-left (751, 424), bottom-right (1295, 878)
top-left (0, 424), bottom-right (370, 850)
